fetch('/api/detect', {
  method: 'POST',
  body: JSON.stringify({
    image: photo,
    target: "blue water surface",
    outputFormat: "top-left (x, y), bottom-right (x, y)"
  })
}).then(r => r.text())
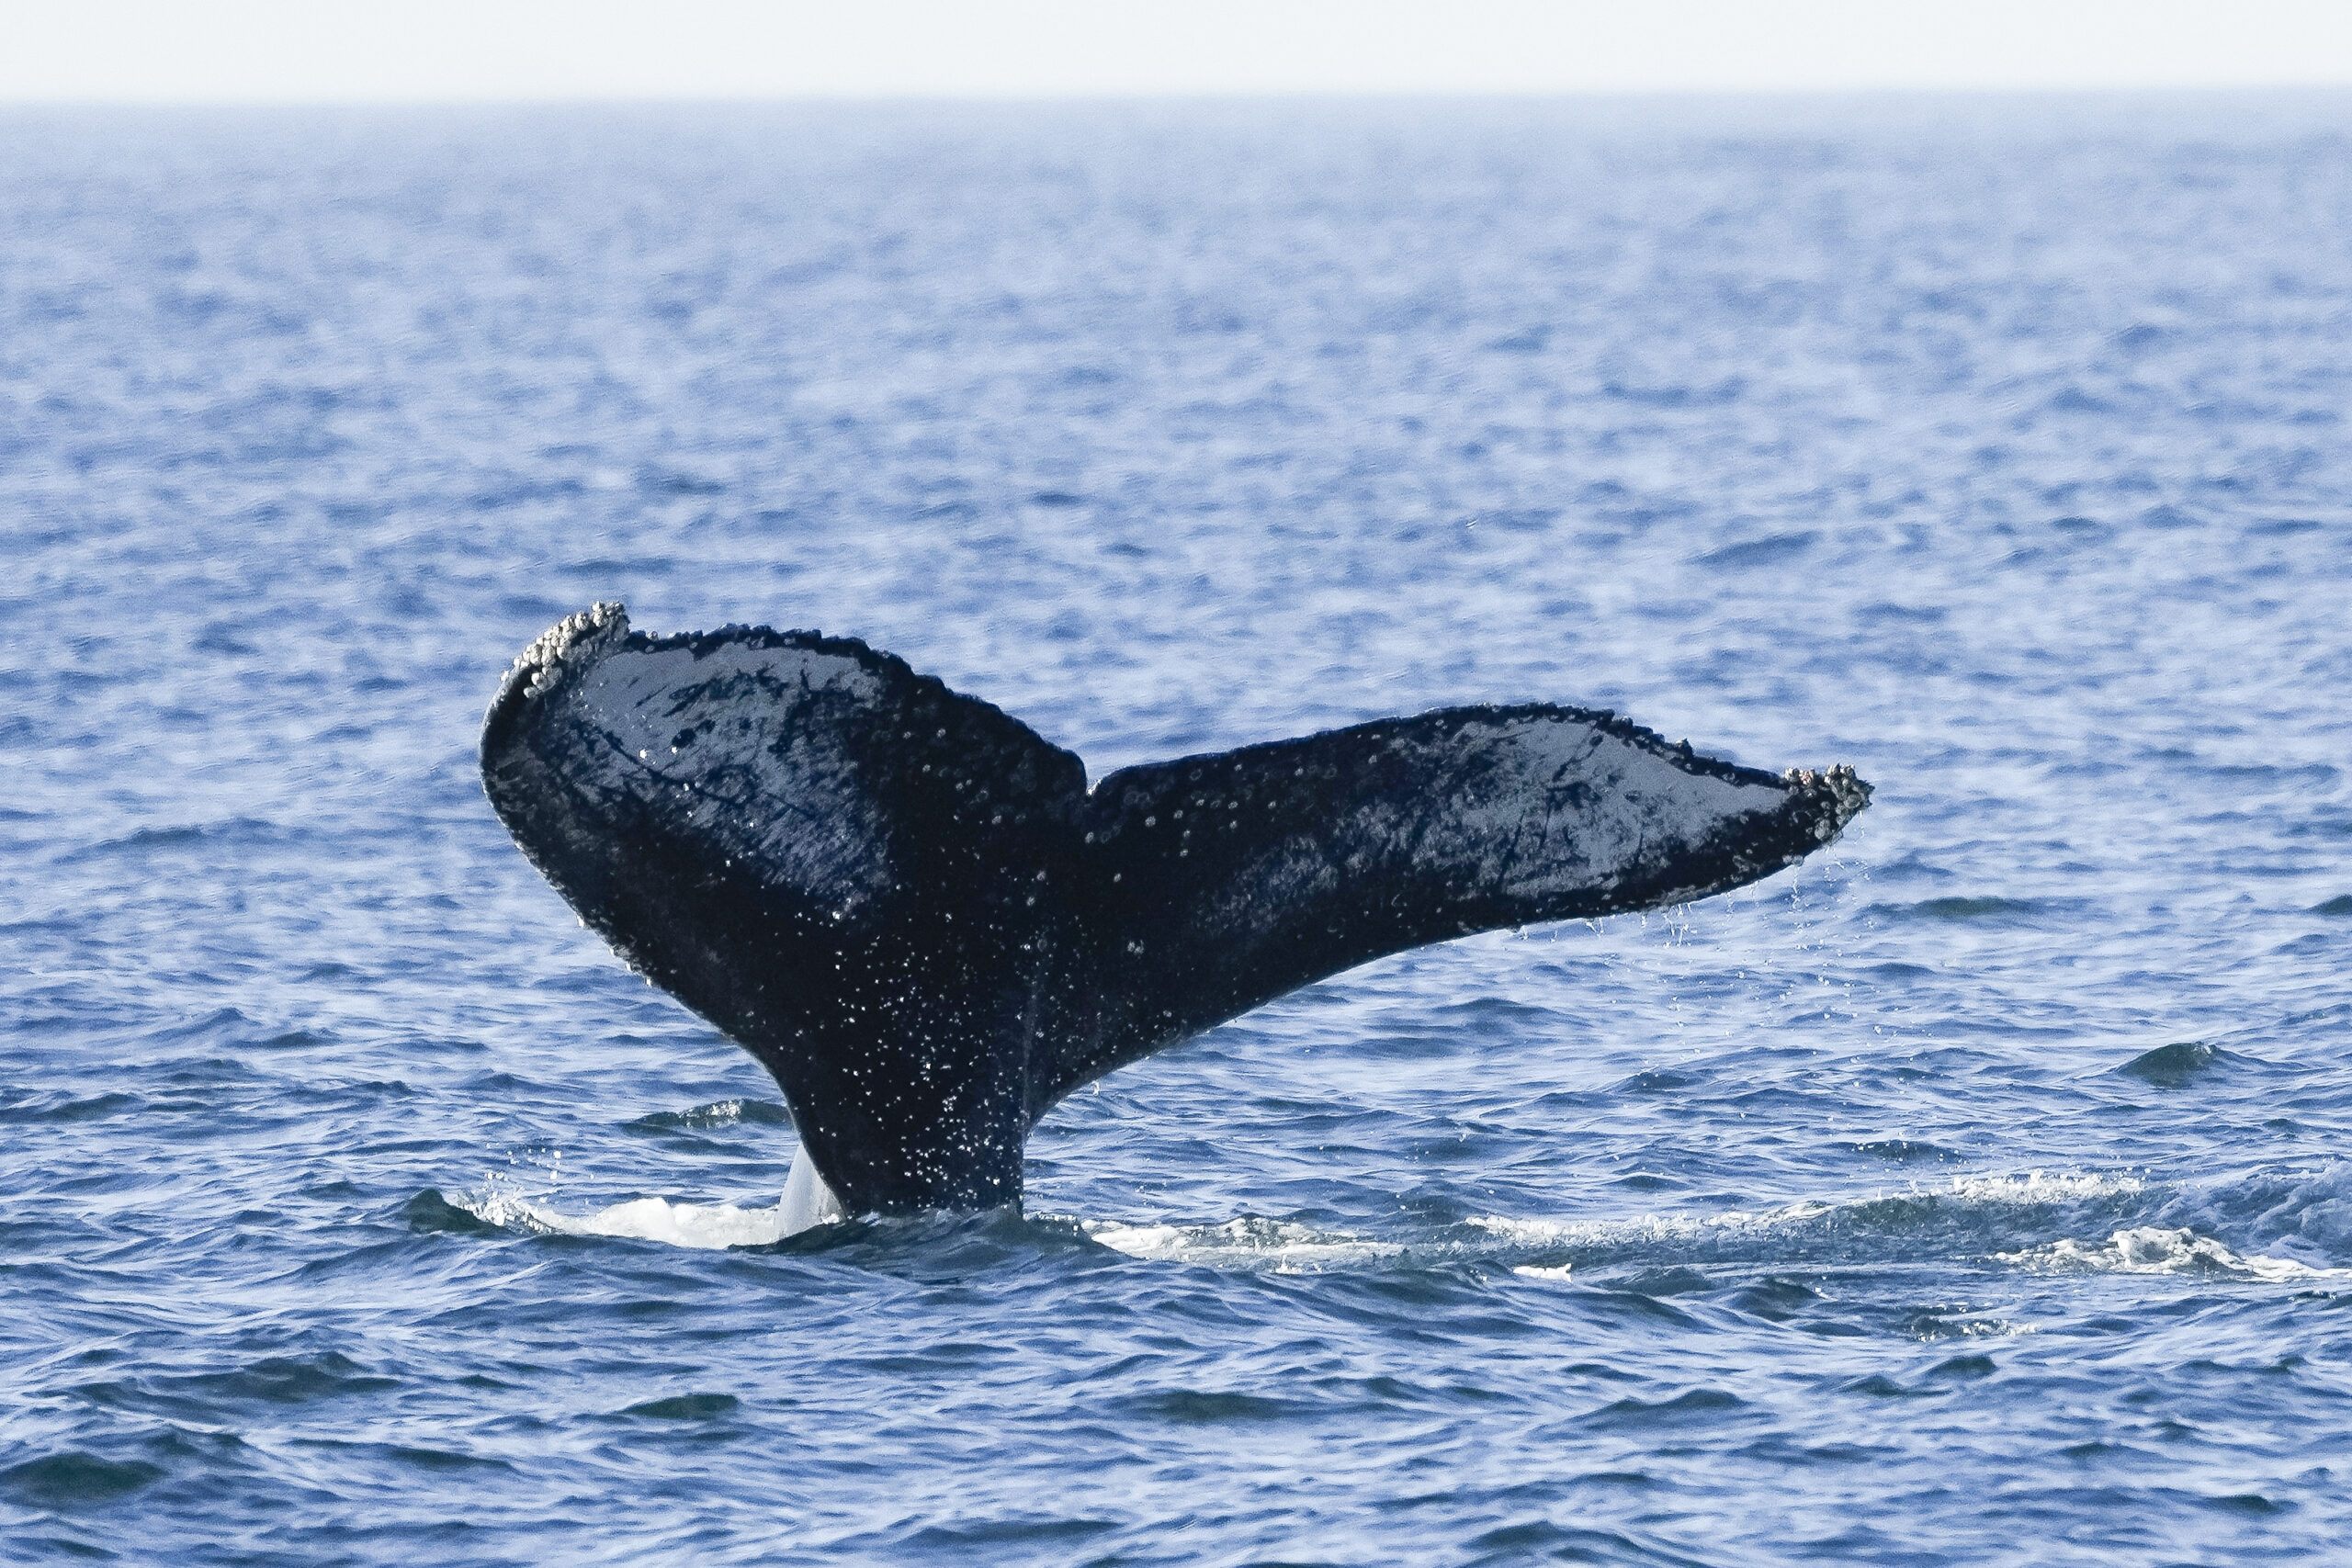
top-left (4, 95), bottom-right (2350, 1566)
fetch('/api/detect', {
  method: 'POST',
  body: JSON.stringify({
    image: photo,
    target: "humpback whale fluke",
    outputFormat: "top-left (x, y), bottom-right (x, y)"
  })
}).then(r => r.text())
top-left (481, 604), bottom-right (1869, 1219)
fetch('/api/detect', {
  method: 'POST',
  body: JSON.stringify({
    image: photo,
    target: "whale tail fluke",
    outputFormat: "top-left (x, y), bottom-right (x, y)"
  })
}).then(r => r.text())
top-left (482, 605), bottom-right (1868, 1217)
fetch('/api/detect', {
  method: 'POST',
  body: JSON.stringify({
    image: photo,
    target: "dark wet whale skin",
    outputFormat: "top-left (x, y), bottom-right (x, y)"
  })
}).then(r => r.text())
top-left (481, 603), bottom-right (1870, 1213)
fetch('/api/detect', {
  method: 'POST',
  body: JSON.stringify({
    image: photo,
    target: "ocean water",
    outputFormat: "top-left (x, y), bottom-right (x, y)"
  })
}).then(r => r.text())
top-left (4, 96), bottom-right (2349, 1565)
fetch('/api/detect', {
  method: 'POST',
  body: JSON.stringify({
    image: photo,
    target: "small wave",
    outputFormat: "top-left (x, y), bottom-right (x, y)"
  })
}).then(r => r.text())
top-left (625, 1099), bottom-right (794, 1133)
top-left (1867, 895), bottom-right (2077, 924)
top-left (0, 1090), bottom-right (146, 1125)
top-left (1476, 1170), bottom-right (2144, 1253)
top-left (1084, 1215), bottom-right (1406, 1272)
top-left (2158, 1159), bottom-right (2352, 1266)
top-left (174, 1350), bottom-right (400, 1405)
top-left (1843, 1137), bottom-right (1954, 1163)
top-left (1942, 1170), bottom-right (2143, 1204)
top-left (0, 1452), bottom-right (167, 1508)
top-left (2110, 1040), bottom-right (2254, 1088)
top-left (1998, 1226), bottom-right (2346, 1282)
top-left (1470, 1201), bottom-right (1827, 1253)
top-left (1690, 530), bottom-right (1816, 570)
top-left (55, 817), bottom-right (287, 862)
top-left (453, 1185), bottom-right (793, 1249)
top-left (617, 1393), bottom-right (741, 1421)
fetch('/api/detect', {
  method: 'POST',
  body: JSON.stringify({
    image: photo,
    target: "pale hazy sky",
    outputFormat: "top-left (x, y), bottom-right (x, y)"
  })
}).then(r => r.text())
top-left (3, 0), bottom-right (2349, 104)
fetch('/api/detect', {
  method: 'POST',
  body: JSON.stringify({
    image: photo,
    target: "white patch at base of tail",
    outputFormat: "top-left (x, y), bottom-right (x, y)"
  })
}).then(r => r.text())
top-left (778, 1152), bottom-right (846, 1235)
top-left (453, 1152), bottom-right (846, 1249)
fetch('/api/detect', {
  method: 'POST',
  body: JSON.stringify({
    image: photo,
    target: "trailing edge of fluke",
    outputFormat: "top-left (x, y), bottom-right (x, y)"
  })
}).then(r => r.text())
top-left (481, 604), bottom-right (1869, 1219)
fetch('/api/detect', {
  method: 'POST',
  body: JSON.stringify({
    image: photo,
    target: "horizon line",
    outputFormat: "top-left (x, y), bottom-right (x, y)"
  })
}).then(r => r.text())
top-left (8, 82), bottom-right (2352, 112)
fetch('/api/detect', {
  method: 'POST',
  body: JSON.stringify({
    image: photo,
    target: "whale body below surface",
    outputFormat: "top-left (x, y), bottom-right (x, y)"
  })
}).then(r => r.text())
top-left (481, 604), bottom-right (1870, 1228)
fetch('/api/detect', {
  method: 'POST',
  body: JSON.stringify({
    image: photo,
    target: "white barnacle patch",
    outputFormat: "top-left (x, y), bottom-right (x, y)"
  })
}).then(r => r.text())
top-left (1781, 763), bottom-right (1871, 840)
top-left (505, 601), bottom-right (628, 705)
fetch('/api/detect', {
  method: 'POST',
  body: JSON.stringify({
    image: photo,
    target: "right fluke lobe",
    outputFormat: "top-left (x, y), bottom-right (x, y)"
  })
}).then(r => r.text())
top-left (481, 604), bottom-right (1868, 1215)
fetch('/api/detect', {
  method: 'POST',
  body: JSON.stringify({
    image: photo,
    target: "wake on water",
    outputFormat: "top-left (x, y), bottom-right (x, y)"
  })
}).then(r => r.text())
top-left (447, 1150), bottom-right (2352, 1285)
